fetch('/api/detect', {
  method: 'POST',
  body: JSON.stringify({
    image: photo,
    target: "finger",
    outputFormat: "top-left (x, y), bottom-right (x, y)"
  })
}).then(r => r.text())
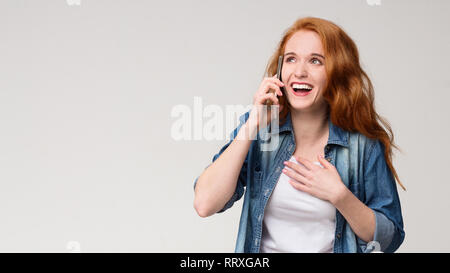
top-left (260, 92), bottom-right (278, 102)
top-left (275, 87), bottom-right (283, 97)
top-left (258, 92), bottom-right (279, 105)
top-left (266, 83), bottom-right (282, 95)
top-left (260, 82), bottom-right (282, 96)
top-left (262, 76), bottom-right (280, 87)
top-left (269, 75), bottom-right (285, 87)
top-left (317, 155), bottom-right (332, 169)
top-left (289, 179), bottom-right (312, 192)
top-left (276, 87), bottom-right (283, 97)
top-left (295, 156), bottom-right (319, 171)
top-left (282, 166), bottom-right (311, 185)
top-left (284, 160), bottom-right (313, 180)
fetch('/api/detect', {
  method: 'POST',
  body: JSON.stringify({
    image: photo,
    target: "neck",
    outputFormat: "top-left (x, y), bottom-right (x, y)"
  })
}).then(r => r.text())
top-left (290, 108), bottom-right (329, 147)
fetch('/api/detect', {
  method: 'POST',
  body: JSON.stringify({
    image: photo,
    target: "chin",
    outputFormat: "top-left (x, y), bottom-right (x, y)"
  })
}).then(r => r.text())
top-left (290, 106), bottom-right (314, 112)
top-left (289, 100), bottom-right (314, 110)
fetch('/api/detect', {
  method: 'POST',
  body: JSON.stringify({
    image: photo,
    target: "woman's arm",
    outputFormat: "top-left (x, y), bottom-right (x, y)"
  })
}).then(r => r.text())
top-left (194, 119), bottom-right (257, 217)
top-left (357, 140), bottom-right (405, 252)
top-left (335, 139), bottom-right (405, 252)
top-left (333, 189), bottom-right (375, 243)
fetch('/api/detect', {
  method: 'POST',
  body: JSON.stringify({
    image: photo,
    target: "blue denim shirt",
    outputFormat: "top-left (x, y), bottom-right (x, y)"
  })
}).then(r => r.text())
top-left (194, 110), bottom-right (405, 253)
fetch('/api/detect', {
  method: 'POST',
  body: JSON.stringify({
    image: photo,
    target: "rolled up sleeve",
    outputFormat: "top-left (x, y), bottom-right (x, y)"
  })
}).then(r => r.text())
top-left (357, 140), bottom-right (405, 253)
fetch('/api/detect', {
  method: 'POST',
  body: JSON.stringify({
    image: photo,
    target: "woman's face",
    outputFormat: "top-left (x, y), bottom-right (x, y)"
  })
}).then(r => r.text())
top-left (282, 30), bottom-right (328, 113)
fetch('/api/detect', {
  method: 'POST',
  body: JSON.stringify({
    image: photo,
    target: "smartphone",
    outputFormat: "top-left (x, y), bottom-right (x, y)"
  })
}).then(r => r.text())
top-left (265, 55), bottom-right (284, 106)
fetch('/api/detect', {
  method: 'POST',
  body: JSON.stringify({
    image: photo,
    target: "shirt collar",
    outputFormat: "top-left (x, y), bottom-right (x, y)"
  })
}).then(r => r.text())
top-left (271, 111), bottom-right (349, 148)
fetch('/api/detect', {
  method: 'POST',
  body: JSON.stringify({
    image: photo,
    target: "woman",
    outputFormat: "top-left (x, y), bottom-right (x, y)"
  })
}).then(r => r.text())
top-left (193, 17), bottom-right (405, 253)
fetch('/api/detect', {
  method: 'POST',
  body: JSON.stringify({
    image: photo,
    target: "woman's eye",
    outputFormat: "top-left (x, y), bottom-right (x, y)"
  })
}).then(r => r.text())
top-left (286, 57), bottom-right (295, 63)
top-left (311, 58), bottom-right (322, 65)
top-left (285, 57), bottom-right (322, 64)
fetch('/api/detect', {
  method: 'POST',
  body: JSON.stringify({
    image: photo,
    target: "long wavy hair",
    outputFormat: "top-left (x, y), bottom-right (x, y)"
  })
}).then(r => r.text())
top-left (264, 17), bottom-right (406, 191)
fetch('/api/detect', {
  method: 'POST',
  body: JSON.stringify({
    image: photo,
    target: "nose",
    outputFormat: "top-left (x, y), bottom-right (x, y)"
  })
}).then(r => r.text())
top-left (294, 60), bottom-right (308, 78)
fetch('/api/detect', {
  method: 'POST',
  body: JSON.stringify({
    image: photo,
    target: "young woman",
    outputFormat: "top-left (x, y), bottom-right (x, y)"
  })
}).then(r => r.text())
top-left (193, 17), bottom-right (405, 253)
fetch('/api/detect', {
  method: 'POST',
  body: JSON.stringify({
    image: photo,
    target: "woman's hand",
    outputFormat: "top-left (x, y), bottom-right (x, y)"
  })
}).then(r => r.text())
top-left (247, 75), bottom-right (285, 131)
top-left (282, 155), bottom-right (348, 205)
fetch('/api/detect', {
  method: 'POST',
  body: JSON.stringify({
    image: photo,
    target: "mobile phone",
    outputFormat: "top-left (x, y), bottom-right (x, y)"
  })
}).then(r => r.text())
top-left (265, 55), bottom-right (284, 106)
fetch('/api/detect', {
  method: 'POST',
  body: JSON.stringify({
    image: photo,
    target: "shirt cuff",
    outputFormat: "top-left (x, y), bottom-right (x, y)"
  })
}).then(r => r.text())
top-left (372, 209), bottom-right (395, 252)
top-left (358, 209), bottom-right (395, 253)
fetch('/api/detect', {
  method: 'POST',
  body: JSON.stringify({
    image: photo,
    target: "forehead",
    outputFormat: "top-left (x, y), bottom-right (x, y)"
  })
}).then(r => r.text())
top-left (284, 30), bottom-right (324, 55)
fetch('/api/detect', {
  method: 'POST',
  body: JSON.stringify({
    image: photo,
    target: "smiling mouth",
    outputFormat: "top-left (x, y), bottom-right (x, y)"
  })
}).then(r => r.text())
top-left (291, 86), bottom-right (314, 96)
top-left (291, 82), bottom-right (314, 93)
top-left (292, 87), bottom-right (313, 93)
top-left (290, 85), bottom-right (314, 97)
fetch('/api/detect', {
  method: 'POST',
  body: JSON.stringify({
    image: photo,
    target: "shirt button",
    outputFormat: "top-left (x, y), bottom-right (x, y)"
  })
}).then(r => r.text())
top-left (336, 233), bottom-right (341, 239)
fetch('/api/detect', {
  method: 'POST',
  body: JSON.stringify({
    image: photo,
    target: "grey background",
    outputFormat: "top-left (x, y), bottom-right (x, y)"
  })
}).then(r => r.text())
top-left (0, 0), bottom-right (449, 252)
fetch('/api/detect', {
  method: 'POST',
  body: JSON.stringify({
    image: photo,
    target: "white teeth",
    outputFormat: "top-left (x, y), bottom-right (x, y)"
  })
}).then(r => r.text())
top-left (292, 83), bottom-right (313, 90)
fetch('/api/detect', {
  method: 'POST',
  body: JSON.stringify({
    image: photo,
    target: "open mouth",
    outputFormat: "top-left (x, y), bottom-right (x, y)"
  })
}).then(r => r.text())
top-left (292, 83), bottom-right (313, 93)
top-left (291, 83), bottom-right (313, 95)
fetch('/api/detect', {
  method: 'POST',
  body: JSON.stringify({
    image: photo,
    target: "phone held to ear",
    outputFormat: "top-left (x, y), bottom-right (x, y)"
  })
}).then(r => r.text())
top-left (265, 55), bottom-right (285, 106)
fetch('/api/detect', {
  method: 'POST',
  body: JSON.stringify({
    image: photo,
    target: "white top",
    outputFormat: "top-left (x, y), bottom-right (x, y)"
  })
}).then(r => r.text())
top-left (260, 156), bottom-right (336, 253)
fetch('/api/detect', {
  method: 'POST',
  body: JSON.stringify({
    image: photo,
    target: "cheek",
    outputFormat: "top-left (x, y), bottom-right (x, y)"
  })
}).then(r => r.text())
top-left (311, 71), bottom-right (327, 88)
top-left (281, 69), bottom-right (291, 83)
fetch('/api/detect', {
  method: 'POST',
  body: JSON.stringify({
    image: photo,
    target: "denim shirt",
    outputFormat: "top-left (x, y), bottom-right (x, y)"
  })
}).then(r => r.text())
top-left (193, 110), bottom-right (405, 253)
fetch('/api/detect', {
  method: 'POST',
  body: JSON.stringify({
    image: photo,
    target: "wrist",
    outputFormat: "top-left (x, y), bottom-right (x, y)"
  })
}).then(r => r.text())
top-left (331, 184), bottom-right (350, 207)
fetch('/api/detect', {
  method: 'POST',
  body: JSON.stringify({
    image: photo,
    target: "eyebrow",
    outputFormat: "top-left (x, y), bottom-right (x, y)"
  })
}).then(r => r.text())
top-left (284, 52), bottom-right (325, 59)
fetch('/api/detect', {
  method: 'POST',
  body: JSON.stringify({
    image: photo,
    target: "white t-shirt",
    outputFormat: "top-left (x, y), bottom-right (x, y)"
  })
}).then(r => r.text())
top-left (260, 156), bottom-right (337, 253)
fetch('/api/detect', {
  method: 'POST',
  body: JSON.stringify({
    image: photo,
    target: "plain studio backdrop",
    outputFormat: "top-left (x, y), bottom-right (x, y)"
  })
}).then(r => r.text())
top-left (0, 0), bottom-right (449, 253)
